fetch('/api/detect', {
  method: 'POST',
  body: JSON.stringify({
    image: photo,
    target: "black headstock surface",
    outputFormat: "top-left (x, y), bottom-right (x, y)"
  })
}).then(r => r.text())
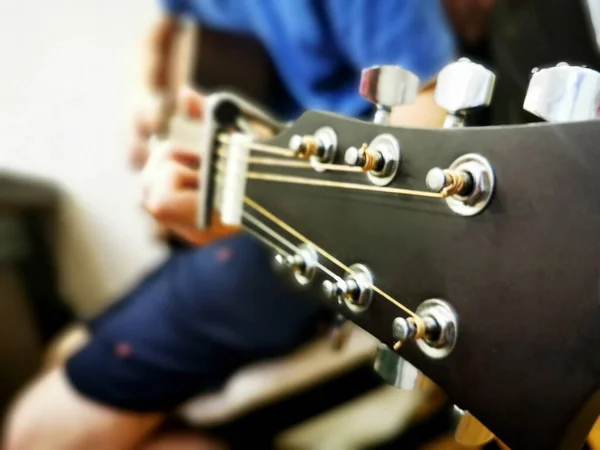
top-left (240, 111), bottom-right (600, 450)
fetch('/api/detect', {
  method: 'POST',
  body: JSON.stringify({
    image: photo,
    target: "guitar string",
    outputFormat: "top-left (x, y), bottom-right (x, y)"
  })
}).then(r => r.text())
top-left (246, 172), bottom-right (443, 199)
top-left (243, 196), bottom-right (421, 320)
top-left (248, 156), bottom-right (364, 173)
top-left (243, 226), bottom-right (290, 258)
top-left (200, 133), bottom-right (442, 199)
top-left (218, 134), bottom-right (294, 157)
top-left (214, 159), bottom-right (441, 200)
top-left (214, 140), bottom-right (442, 199)
top-left (176, 135), bottom-right (425, 324)
top-left (214, 156), bottom-right (440, 199)
top-left (243, 211), bottom-right (344, 283)
top-left (216, 147), bottom-right (363, 173)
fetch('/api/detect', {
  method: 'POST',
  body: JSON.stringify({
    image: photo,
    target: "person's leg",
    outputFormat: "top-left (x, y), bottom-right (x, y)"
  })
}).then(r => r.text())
top-left (22, 327), bottom-right (226, 450)
top-left (4, 234), bottom-right (325, 450)
top-left (42, 323), bottom-right (90, 370)
top-left (5, 368), bottom-right (163, 450)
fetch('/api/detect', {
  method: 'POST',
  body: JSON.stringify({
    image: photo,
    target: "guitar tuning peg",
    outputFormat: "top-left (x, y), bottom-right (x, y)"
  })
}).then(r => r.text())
top-left (523, 62), bottom-right (600, 122)
top-left (359, 65), bottom-right (420, 125)
top-left (273, 244), bottom-right (319, 285)
top-left (434, 58), bottom-right (496, 128)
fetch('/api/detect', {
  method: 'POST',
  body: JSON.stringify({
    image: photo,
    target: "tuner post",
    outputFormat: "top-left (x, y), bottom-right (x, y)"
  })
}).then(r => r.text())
top-left (273, 244), bottom-right (318, 286)
top-left (391, 299), bottom-right (458, 359)
top-left (426, 154), bottom-right (495, 217)
top-left (425, 167), bottom-right (474, 197)
top-left (391, 315), bottom-right (439, 351)
top-left (346, 134), bottom-right (401, 187)
top-left (344, 144), bottom-right (385, 172)
top-left (322, 264), bottom-right (374, 313)
top-left (322, 279), bottom-right (344, 300)
top-left (289, 134), bottom-right (322, 159)
top-left (288, 127), bottom-right (338, 170)
top-left (435, 58), bottom-right (496, 128)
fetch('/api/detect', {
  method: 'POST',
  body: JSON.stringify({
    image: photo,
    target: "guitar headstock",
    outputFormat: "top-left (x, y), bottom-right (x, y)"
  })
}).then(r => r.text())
top-left (198, 61), bottom-right (600, 450)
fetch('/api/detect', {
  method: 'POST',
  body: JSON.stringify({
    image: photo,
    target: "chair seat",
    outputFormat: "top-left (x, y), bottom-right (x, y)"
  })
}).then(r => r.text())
top-left (178, 328), bottom-right (379, 426)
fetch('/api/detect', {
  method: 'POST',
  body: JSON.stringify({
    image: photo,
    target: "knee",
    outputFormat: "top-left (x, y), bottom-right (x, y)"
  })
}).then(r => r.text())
top-left (4, 368), bottom-right (163, 450)
top-left (3, 370), bottom-right (81, 450)
top-left (4, 395), bottom-right (41, 450)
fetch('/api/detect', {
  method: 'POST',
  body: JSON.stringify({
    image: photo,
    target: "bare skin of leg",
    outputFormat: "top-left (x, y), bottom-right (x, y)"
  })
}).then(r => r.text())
top-left (3, 324), bottom-right (226, 450)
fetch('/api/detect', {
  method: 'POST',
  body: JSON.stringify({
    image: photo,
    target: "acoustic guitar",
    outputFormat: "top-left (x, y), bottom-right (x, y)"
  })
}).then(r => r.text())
top-left (190, 59), bottom-right (600, 450)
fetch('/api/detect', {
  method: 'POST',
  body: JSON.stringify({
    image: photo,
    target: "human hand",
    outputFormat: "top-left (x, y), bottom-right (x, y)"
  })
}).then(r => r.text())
top-left (127, 90), bottom-right (174, 170)
top-left (140, 87), bottom-right (240, 245)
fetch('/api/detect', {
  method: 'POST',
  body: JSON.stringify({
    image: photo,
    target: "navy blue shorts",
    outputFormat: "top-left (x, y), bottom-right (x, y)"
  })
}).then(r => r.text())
top-left (65, 234), bottom-right (328, 413)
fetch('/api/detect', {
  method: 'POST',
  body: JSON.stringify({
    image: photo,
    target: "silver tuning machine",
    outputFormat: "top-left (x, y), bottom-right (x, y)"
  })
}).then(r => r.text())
top-left (322, 264), bottom-right (374, 313)
top-left (435, 58), bottom-right (496, 128)
top-left (426, 153), bottom-right (495, 217)
top-left (288, 126), bottom-right (337, 172)
top-left (344, 134), bottom-right (401, 186)
top-left (524, 62), bottom-right (600, 122)
top-left (273, 244), bottom-right (319, 286)
top-left (392, 299), bottom-right (458, 359)
top-left (360, 65), bottom-right (420, 125)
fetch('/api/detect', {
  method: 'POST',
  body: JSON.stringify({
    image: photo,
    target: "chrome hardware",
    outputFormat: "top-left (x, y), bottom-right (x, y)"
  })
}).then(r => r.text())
top-left (425, 167), bottom-right (447, 193)
top-left (322, 279), bottom-right (344, 302)
top-left (322, 264), bottom-right (374, 313)
top-left (415, 299), bottom-right (458, 359)
top-left (584, 0), bottom-right (600, 51)
top-left (359, 65), bottom-right (420, 125)
top-left (273, 244), bottom-right (318, 286)
top-left (425, 167), bottom-right (474, 198)
top-left (342, 264), bottom-right (374, 312)
top-left (452, 406), bottom-right (495, 446)
top-left (344, 134), bottom-right (400, 186)
top-left (524, 63), bottom-right (600, 122)
top-left (344, 144), bottom-right (385, 172)
top-left (435, 58), bottom-right (496, 128)
top-left (288, 127), bottom-right (338, 172)
top-left (391, 315), bottom-right (440, 349)
top-left (428, 154), bottom-right (495, 217)
top-left (392, 317), bottom-right (412, 342)
top-left (391, 299), bottom-right (458, 359)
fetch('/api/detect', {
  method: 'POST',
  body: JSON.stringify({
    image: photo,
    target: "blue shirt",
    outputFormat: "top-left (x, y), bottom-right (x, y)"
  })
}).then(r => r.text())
top-left (161, 0), bottom-right (456, 119)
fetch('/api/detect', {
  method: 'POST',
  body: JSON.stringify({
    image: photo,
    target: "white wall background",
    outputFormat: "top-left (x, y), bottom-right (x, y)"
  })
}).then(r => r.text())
top-left (0, 0), bottom-right (168, 316)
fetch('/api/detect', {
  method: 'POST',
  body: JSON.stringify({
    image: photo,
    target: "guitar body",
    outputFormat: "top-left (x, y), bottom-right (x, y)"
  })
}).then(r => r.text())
top-left (240, 112), bottom-right (600, 449)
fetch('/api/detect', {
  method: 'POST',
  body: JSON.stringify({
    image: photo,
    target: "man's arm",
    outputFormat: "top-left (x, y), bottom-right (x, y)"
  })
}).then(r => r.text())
top-left (391, 84), bottom-right (446, 128)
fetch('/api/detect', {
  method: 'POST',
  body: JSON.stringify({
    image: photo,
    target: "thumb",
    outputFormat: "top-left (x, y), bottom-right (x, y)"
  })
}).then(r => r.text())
top-left (177, 86), bottom-right (204, 120)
